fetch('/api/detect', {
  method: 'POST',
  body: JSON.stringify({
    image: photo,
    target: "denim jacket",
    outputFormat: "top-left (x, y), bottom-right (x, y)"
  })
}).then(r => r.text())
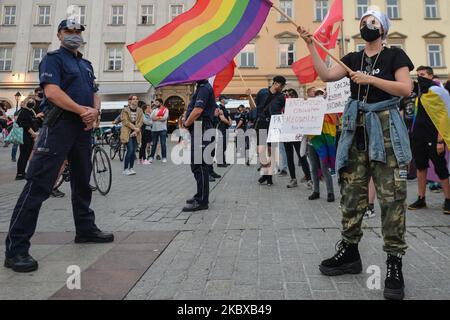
top-left (336, 98), bottom-right (412, 173)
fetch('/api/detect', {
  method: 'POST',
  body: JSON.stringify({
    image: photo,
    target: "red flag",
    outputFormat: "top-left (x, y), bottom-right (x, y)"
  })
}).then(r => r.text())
top-left (208, 61), bottom-right (236, 98)
top-left (292, 0), bottom-right (343, 84)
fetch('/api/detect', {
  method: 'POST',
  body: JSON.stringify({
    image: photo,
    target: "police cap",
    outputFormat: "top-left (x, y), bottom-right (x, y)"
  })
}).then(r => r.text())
top-left (58, 19), bottom-right (85, 32)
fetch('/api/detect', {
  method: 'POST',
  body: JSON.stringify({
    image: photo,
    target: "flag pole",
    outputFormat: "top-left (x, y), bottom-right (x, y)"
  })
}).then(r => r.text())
top-left (271, 4), bottom-right (353, 74)
top-left (235, 62), bottom-right (257, 107)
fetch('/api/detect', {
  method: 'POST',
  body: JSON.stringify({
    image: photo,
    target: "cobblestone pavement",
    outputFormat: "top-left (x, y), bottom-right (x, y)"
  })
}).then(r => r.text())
top-left (0, 139), bottom-right (449, 300)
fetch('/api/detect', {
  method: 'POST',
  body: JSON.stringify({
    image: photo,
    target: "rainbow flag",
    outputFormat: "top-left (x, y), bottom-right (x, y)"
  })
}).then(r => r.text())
top-left (127, 0), bottom-right (272, 88)
top-left (311, 114), bottom-right (337, 169)
top-left (420, 85), bottom-right (450, 147)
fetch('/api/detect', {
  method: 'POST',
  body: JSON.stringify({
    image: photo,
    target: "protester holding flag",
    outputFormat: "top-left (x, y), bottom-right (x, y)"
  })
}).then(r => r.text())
top-left (298, 9), bottom-right (414, 300)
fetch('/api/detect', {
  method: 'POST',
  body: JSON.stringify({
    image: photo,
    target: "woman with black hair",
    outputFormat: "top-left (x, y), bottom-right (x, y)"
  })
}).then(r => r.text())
top-left (16, 97), bottom-right (38, 180)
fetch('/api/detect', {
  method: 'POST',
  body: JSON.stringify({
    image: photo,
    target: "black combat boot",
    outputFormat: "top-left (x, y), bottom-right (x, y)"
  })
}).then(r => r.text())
top-left (319, 240), bottom-right (363, 276)
top-left (384, 254), bottom-right (405, 300)
top-left (408, 196), bottom-right (426, 210)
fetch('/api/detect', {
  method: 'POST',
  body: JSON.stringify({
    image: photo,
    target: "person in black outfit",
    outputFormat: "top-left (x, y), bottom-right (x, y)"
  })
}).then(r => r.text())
top-left (283, 89), bottom-right (312, 188)
top-left (15, 98), bottom-right (38, 180)
top-left (217, 95), bottom-right (232, 167)
top-left (408, 66), bottom-right (450, 214)
top-left (208, 106), bottom-right (221, 181)
top-left (247, 76), bottom-right (287, 186)
top-left (234, 104), bottom-right (250, 165)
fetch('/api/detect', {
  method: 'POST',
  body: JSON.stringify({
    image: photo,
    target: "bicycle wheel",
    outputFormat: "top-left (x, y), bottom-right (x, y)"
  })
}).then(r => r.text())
top-left (119, 143), bottom-right (126, 162)
top-left (92, 147), bottom-right (112, 196)
top-left (110, 142), bottom-right (117, 160)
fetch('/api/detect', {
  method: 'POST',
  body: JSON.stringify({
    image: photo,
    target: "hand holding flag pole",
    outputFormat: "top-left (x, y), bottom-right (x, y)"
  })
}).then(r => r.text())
top-left (271, 5), bottom-right (352, 75)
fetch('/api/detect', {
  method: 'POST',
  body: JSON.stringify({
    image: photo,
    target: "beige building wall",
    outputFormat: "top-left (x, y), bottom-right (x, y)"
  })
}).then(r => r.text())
top-left (342, 0), bottom-right (449, 78)
top-left (224, 0), bottom-right (327, 98)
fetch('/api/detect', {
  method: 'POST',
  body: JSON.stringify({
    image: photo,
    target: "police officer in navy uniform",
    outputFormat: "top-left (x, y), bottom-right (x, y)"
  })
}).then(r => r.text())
top-left (182, 79), bottom-right (216, 212)
top-left (4, 19), bottom-right (114, 273)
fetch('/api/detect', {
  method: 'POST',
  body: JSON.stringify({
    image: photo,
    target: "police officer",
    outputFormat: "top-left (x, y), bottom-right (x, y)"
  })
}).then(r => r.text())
top-left (235, 105), bottom-right (250, 165)
top-left (182, 79), bottom-right (216, 212)
top-left (4, 19), bottom-right (114, 273)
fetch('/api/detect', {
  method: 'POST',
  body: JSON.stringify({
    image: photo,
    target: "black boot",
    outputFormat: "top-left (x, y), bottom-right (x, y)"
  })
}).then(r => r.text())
top-left (319, 240), bottom-right (363, 276)
top-left (258, 175), bottom-right (268, 184)
top-left (308, 192), bottom-right (320, 200)
top-left (407, 196), bottom-right (426, 210)
top-left (266, 175), bottom-right (273, 186)
top-left (384, 254), bottom-right (405, 300)
top-left (4, 254), bottom-right (38, 273)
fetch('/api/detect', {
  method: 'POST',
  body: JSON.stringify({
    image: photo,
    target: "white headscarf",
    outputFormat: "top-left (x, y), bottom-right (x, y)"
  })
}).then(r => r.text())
top-left (360, 10), bottom-right (391, 40)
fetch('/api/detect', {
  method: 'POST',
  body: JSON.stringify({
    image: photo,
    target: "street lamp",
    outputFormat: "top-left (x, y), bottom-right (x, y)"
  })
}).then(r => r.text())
top-left (14, 91), bottom-right (21, 113)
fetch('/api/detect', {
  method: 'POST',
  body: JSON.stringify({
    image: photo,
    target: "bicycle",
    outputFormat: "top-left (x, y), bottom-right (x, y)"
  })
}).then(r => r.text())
top-left (54, 140), bottom-right (112, 196)
top-left (109, 125), bottom-right (125, 161)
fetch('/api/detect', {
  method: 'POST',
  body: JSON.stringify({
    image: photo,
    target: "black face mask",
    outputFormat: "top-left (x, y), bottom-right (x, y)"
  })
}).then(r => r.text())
top-left (417, 76), bottom-right (435, 94)
top-left (26, 101), bottom-right (36, 109)
top-left (360, 25), bottom-right (382, 42)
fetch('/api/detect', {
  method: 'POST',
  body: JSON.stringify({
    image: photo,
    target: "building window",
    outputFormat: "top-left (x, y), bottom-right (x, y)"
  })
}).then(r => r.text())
top-left (38, 6), bottom-right (51, 25)
top-left (386, 0), bottom-right (400, 19)
top-left (0, 47), bottom-right (13, 71)
top-left (425, 0), bottom-right (439, 18)
top-left (427, 44), bottom-right (443, 67)
top-left (239, 44), bottom-right (256, 67)
top-left (170, 5), bottom-right (183, 21)
top-left (31, 47), bottom-right (47, 71)
top-left (3, 6), bottom-right (16, 25)
top-left (315, 0), bottom-right (329, 21)
top-left (390, 43), bottom-right (404, 49)
top-left (107, 47), bottom-right (123, 71)
top-left (356, 0), bottom-right (369, 19)
top-left (141, 5), bottom-right (154, 25)
top-left (279, 43), bottom-right (295, 67)
top-left (72, 5), bottom-right (86, 25)
top-left (111, 6), bottom-right (124, 25)
top-left (279, 0), bottom-right (293, 21)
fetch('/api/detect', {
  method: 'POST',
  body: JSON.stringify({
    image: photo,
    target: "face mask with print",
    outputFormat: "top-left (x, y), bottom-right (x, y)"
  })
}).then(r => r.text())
top-left (360, 24), bottom-right (382, 42)
top-left (62, 34), bottom-right (84, 49)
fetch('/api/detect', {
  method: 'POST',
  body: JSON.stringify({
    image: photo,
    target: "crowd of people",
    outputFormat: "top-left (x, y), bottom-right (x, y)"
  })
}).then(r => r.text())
top-left (2, 9), bottom-right (450, 301)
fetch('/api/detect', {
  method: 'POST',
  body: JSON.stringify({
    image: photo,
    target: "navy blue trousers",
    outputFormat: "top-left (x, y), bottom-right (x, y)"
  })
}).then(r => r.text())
top-left (5, 120), bottom-right (98, 258)
top-left (190, 120), bottom-right (213, 206)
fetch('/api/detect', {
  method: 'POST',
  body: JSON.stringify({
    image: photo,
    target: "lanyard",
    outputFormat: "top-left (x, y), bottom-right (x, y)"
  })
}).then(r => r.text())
top-left (357, 48), bottom-right (383, 103)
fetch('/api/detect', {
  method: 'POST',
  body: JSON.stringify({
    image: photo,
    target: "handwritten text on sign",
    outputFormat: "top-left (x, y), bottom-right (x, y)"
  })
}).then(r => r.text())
top-left (267, 98), bottom-right (327, 142)
top-left (326, 78), bottom-right (351, 114)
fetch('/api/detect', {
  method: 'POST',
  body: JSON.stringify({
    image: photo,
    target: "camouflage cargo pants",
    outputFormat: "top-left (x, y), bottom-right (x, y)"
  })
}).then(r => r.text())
top-left (339, 111), bottom-right (408, 255)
